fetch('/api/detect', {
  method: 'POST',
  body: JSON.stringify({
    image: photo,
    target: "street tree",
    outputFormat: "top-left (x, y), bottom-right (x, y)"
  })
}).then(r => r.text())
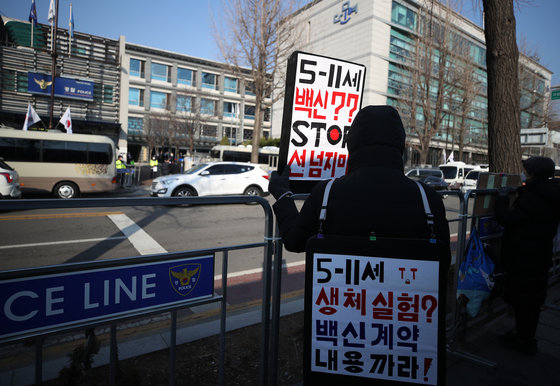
top-left (213, 0), bottom-right (303, 164)
top-left (396, 0), bottom-right (468, 166)
top-left (482, 0), bottom-right (523, 173)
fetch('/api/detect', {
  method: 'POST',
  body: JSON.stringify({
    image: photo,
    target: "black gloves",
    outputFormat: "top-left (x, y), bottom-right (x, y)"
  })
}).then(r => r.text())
top-left (269, 167), bottom-right (292, 200)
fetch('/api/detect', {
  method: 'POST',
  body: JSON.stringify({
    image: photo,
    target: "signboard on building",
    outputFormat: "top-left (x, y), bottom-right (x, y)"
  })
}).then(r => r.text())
top-left (304, 237), bottom-right (446, 385)
top-left (28, 72), bottom-right (94, 101)
top-left (551, 89), bottom-right (560, 100)
top-left (0, 255), bottom-right (214, 341)
top-left (278, 51), bottom-right (367, 193)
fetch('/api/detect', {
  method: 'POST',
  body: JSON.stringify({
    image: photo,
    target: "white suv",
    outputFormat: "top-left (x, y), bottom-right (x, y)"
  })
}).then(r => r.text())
top-left (150, 161), bottom-right (269, 197)
top-left (0, 158), bottom-right (22, 199)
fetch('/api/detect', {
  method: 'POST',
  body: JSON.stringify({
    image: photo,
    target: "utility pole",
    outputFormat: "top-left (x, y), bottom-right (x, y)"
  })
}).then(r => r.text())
top-left (48, 0), bottom-right (59, 130)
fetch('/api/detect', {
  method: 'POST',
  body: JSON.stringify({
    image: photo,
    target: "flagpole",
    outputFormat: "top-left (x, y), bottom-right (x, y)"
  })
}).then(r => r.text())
top-left (31, 22), bottom-right (34, 48)
top-left (48, 0), bottom-right (59, 130)
top-left (68, 3), bottom-right (72, 56)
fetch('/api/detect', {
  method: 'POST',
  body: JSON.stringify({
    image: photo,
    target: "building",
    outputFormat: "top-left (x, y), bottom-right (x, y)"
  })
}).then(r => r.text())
top-left (119, 40), bottom-right (272, 162)
top-left (272, 0), bottom-right (553, 166)
top-left (0, 16), bottom-right (121, 143)
top-left (0, 16), bottom-right (272, 164)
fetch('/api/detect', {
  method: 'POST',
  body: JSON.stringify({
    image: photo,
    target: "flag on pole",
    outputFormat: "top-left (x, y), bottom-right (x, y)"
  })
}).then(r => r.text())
top-left (447, 151), bottom-right (454, 163)
top-left (29, 0), bottom-right (38, 26)
top-left (69, 4), bottom-right (74, 38)
top-left (48, 0), bottom-right (55, 25)
top-left (68, 3), bottom-right (74, 55)
top-left (59, 107), bottom-right (72, 133)
top-left (23, 103), bottom-right (42, 131)
top-left (442, 149), bottom-right (446, 164)
top-left (29, 0), bottom-right (38, 48)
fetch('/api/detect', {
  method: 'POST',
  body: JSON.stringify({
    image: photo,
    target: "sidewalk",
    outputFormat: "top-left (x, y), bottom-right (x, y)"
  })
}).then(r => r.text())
top-left (446, 276), bottom-right (560, 386)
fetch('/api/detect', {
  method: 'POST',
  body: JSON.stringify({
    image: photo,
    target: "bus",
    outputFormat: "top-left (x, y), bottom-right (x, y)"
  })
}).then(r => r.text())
top-left (209, 145), bottom-right (279, 171)
top-left (0, 128), bottom-right (118, 198)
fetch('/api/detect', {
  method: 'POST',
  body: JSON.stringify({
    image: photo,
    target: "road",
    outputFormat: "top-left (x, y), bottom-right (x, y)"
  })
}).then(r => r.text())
top-left (0, 188), bottom-right (466, 274)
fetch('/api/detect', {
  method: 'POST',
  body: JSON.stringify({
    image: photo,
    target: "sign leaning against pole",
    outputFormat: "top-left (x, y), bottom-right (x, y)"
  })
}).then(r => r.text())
top-left (278, 51), bottom-right (367, 193)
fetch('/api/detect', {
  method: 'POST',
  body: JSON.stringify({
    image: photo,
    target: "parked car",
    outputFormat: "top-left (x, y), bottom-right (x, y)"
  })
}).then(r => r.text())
top-left (439, 161), bottom-right (477, 189)
top-left (150, 161), bottom-right (269, 197)
top-left (0, 157), bottom-right (22, 199)
top-left (460, 169), bottom-right (484, 194)
top-left (405, 168), bottom-right (444, 179)
top-left (407, 174), bottom-right (449, 192)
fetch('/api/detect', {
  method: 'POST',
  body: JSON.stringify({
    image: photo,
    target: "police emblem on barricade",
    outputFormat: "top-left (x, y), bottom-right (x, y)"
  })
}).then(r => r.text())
top-left (169, 264), bottom-right (201, 296)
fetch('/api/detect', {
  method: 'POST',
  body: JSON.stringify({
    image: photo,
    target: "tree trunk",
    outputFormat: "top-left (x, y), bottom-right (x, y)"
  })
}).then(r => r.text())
top-left (482, 0), bottom-right (522, 174)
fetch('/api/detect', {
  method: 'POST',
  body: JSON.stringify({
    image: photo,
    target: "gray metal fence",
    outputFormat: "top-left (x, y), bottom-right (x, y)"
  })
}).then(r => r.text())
top-left (0, 195), bottom-right (276, 386)
top-left (2, 188), bottom-right (559, 385)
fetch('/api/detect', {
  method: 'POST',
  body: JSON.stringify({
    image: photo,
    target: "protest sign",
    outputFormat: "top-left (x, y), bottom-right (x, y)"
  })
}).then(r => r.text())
top-left (278, 51), bottom-right (367, 193)
top-left (304, 236), bottom-right (446, 385)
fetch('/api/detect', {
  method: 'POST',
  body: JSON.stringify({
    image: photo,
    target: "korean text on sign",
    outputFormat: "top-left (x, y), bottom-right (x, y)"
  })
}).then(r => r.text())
top-left (311, 254), bottom-right (439, 385)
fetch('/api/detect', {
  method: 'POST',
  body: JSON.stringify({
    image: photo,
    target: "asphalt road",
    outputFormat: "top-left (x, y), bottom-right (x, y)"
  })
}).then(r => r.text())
top-left (0, 189), bottom-right (466, 274)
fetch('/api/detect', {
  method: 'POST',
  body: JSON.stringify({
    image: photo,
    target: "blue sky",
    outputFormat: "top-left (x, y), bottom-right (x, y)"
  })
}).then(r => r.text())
top-left (1, 0), bottom-right (559, 85)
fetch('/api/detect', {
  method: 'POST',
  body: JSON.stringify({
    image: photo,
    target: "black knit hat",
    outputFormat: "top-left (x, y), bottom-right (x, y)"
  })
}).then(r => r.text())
top-left (347, 105), bottom-right (406, 154)
top-left (522, 156), bottom-right (555, 179)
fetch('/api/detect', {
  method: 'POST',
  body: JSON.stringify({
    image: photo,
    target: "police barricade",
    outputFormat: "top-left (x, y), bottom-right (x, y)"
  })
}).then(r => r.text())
top-left (116, 167), bottom-right (139, 187)
top-left (0, 196), bottom-right (276, 386)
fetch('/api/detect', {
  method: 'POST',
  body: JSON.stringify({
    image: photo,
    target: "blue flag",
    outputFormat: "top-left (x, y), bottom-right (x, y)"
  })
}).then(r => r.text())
top-left (69, 4), bottom-right (74, 38)
top-left (28, 0), bottom-right (37, 26)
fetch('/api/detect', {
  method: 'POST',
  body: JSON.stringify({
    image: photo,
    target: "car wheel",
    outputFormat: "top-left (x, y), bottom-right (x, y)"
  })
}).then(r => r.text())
top-left (54, 182), bottom-right (78, 199)
top-left (243, 186), bottom-right (263, 196)
top-left (172, 186), bottom-right (196, 197)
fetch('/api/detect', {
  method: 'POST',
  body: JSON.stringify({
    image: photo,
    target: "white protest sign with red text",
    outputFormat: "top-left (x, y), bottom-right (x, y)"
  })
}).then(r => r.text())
top-left (311, 253), bottom-right (440, 385)
top-left (279, 52), bottom-right (366, 183)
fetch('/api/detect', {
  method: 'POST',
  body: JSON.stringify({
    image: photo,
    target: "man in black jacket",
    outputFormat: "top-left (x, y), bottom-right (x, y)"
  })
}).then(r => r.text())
top-left (495, 156), bottom-right (560, 355)
top-left (269, 105), bottom-right (451, 273)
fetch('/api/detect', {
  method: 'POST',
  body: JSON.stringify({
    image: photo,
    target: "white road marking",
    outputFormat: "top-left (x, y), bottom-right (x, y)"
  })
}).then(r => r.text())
top-left (108, 213), bottom-right (167, 255)
top-left (0, 236), bottom-right (126, 250)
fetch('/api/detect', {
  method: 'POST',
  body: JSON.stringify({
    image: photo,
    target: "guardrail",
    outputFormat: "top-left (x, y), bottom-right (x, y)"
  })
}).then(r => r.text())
top-left (0, 195), bottom-right (275, 386)
top-left (2, 187), bottom-right (558, 385)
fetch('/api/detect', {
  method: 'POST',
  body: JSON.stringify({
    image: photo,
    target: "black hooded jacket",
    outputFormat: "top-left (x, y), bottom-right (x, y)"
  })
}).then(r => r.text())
top-left (495, 177), bottom-right (560, 277)
top-left (273, 106), bottom-right (451, 271)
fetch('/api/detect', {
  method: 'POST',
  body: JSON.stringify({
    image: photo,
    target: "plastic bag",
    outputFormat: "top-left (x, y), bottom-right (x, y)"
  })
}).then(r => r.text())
top-left (457, 229), bottom-right (495, 317)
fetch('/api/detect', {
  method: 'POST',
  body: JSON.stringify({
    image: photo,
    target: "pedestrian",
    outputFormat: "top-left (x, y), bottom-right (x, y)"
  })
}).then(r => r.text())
top-left (150, 155), bottom-right (159, 178)
top-left (116, 155), bottom-right (126, 186)
top-left (495, 156), bottom-right (560, 355)
top-left (268, 105), bottom-right (451, 264)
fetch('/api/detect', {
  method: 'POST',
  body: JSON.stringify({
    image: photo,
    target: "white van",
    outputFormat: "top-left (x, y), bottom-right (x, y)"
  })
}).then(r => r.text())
top-left (439, 161), bottom-right (477, 189)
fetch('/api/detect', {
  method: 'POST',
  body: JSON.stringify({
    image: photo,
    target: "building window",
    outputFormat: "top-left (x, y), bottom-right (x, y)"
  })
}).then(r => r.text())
top-left (103, 85), bottom-right (114, 104)
top-left (391, 1), bottom-right (417, 30)
top-left (1, 70), bottom-right (27, 92)
top-left (128, 117), bottom-right (144, 135)
top-left (263, 108), bottom-right (270, 122)
top-left (150, 91), bottom-right (168, 109)
top-left (244, 105), bottom-right (255, 120)
top-left (200, 98), bottom-right (216, 115)
top-left (223, 102), bottom-right (239, 118)
top-left (224, 77), bottom-right (238, 93)
top-left (151, 62), bottom-right (170, 82)
top-left (245, 81), bottom-right (256, 96)
top-left (243, 129), bottom-right (253, 140)
top-left (201, 125), bottom-right (217, 138)
top-left (201, 72), bottom-right (217, 89)
top-left (129, 87), bottom-right (144, 107)
top-left (176, 95), bottom-right (193, 112)
top-left (177, 67), bottom-right (194, 86)
top-left (130, 58), bottom-right (145, 78)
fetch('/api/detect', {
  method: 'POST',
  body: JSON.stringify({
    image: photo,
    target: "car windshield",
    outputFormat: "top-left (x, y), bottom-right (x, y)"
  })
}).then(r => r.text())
top-left (0, 159), bottom-right (14, 171)
top-left (184, 163), bottom-right (208, 175)
top-left (440, 166), bottom-right (457, 179)
top-left (465, 171), bottom-right (479, 180)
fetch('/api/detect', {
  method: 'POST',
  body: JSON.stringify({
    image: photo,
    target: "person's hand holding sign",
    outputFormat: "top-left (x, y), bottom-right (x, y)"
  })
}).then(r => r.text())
top-left (269, 167), bottom-right (292, 201)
